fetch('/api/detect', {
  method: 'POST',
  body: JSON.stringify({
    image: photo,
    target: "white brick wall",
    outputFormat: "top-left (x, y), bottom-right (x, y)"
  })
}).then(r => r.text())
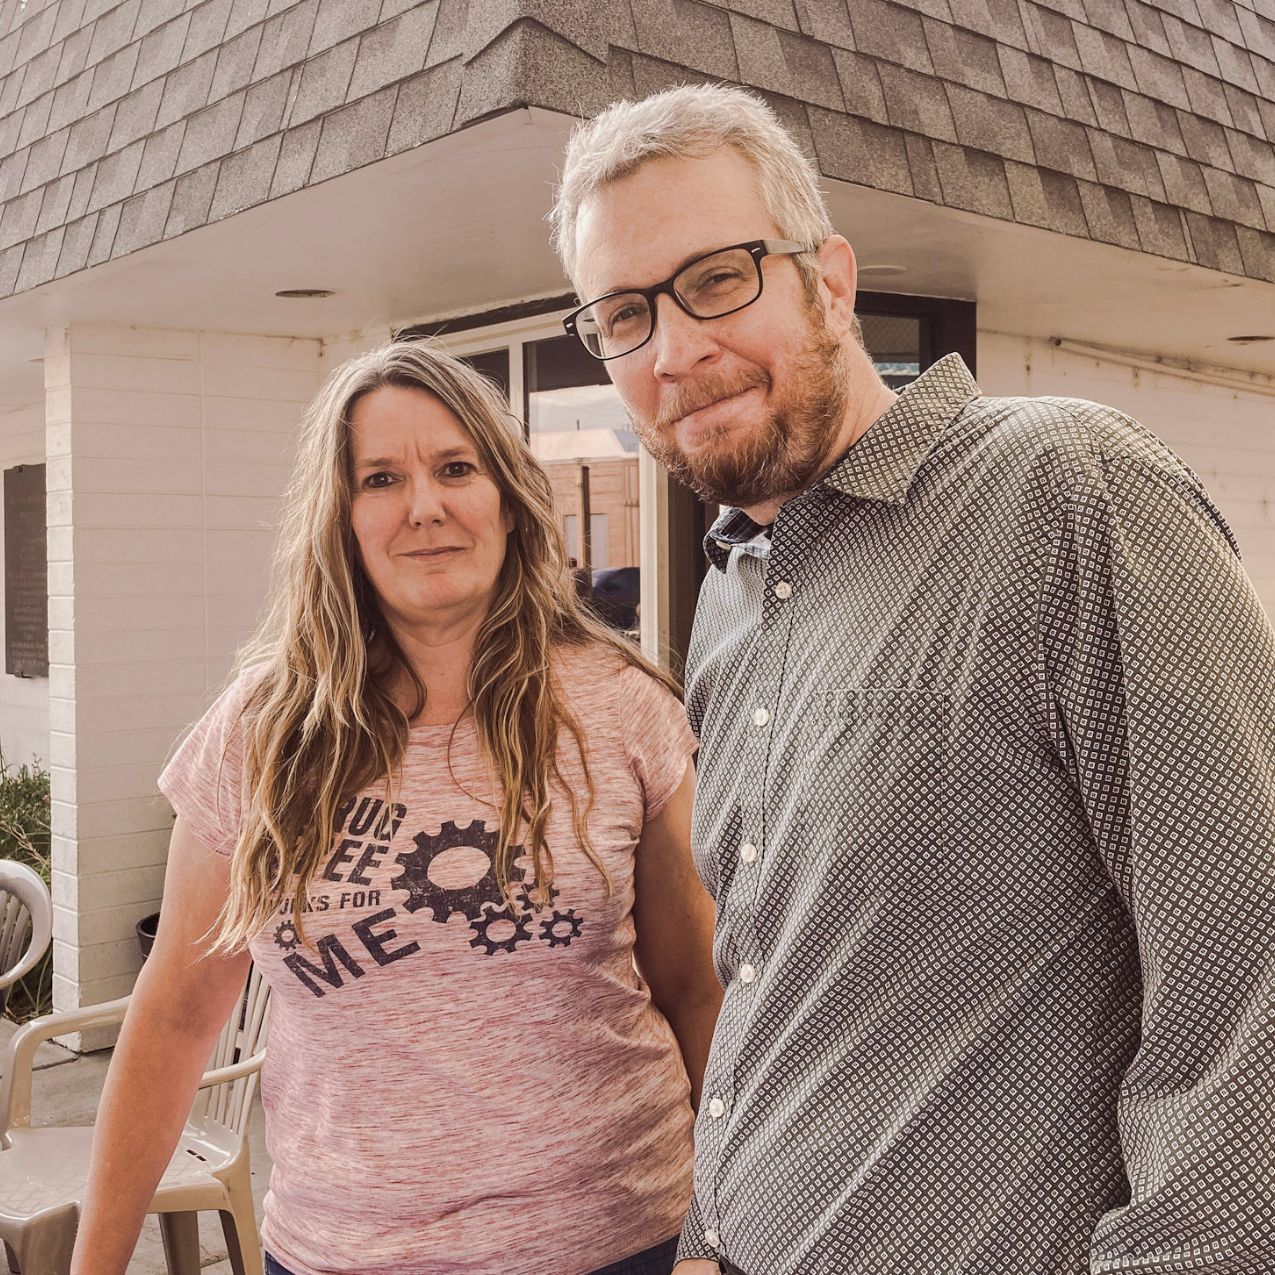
top-left (0, 397), bottom-right (49, 769)
top-left (978, 333), bottom-right (1275, 619)
top-left (47, 324), bottom-right (322, 1035)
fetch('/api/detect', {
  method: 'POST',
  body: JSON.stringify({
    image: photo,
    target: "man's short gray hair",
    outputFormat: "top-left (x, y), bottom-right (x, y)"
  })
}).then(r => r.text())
top-left (550, 83), bottom-right (835, 288)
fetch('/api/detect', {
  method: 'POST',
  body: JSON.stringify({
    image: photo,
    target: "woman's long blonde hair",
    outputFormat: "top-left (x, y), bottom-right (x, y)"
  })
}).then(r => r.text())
top-left (214, 339), bottom-right (677, 951)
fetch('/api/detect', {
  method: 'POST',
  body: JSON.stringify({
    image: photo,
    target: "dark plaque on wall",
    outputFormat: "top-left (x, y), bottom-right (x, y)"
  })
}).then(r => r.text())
top-left (4, 464), bottom-right (48, 678)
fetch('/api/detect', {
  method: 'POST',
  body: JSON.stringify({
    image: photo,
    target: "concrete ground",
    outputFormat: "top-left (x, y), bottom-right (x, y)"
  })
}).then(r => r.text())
top-left (4, 1021), bottom-right (271, 1273)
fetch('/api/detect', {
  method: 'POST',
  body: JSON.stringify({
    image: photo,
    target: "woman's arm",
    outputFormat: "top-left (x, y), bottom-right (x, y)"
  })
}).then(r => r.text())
top-left (70, 819), bottom-right (252, 1275)
top-left (633, 761), bottom-right (722, 1111)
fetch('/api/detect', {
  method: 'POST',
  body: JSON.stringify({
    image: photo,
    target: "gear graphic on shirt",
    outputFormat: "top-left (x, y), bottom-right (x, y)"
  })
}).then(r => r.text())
top-left (273, 919), bottom-right (300, 952)
top-left (539, 909), bottom-right (584, 948)
top-left (468, 904), bottom-right (534, 956)
top-left (515, 878), bottom-right (560, 914)
top-left (390, 819), bottom-right (510, 924)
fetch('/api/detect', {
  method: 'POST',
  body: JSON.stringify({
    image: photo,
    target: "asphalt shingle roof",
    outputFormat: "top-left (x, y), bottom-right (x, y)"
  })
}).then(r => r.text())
top-left (0, 0), bottom-right (1273, 297)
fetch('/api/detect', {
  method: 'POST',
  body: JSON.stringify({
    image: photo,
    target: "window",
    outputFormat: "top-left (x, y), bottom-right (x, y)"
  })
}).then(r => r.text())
top-left (435, 318), bottom-right (645, 641)
top-left (463, 348), bottom-right (510, 400)
top-left (589, 514), bottom-right (610, 571)
top-left (859, 293), bottom-right (977, 387)
top-left (862, 314), bottom-right (922, 389)
top-left (524, 335), bottom-right (638, 625)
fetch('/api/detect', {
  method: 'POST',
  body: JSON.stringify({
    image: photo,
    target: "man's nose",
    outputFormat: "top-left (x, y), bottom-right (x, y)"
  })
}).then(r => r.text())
top-left (650, 292), bottom-right (720, 380)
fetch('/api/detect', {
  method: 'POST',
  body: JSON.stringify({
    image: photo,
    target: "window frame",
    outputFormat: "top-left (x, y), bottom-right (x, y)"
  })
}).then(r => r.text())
top-left (858, 291), bottom-right (977, 377)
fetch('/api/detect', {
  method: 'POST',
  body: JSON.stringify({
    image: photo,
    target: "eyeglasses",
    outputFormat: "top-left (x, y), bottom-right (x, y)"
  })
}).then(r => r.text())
top-left (563, 239), bottom-right (811, 361)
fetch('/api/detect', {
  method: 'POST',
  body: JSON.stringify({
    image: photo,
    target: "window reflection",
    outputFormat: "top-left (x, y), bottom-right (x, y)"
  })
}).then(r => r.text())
top-left (525, 337), bottom-right (641, 637)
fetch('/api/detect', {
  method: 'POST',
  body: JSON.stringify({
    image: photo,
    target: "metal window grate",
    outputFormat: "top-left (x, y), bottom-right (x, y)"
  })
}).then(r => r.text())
top-left (862, 313), bottom-right (922, 389)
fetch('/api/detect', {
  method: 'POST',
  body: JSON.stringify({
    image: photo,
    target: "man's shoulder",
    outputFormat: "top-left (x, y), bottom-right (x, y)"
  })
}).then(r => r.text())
top-left (954, 389), bottom-right (1193, 497)
top-left (964, 389), bottom-right (1162, 458)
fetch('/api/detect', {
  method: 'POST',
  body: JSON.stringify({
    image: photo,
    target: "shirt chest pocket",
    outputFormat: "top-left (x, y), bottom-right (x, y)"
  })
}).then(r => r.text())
top-left (801, 687), bottom-right (951, 853)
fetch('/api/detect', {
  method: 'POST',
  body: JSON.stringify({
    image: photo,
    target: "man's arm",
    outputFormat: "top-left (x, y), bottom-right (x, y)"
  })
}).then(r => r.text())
top-left (675, 1192), bottom-right (721, 1271)
top-left (1043, 444), bottom-right (1275, 1272)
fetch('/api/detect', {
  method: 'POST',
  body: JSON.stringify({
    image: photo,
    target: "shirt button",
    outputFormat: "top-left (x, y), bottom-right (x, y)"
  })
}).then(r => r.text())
top-left (708, 1097), bottom-right (725, 1119)
top-left (752, 707), bottom-right (770, 727)
top-left (739, 963), bottom-right (757, 984)
top-left (774, 580), bottom-right (792, 599)
top-left (740, 842), bottom-right (758, 864)
top-left (705, 1230), bottom-right (721, 1249)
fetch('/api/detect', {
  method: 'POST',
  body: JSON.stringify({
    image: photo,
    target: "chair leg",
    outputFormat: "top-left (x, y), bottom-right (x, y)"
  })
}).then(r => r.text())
top-left (158, 1210), bottom-right (202, 1275)
top-left (219, 1165), bottom-right (263, 1275)
top-left (7, 1206), bottom-right (78, 1275)
top-left (220, 1203), bottom-right (264, 1275)
top-left (219, 1211), bottom-right (245, 1275)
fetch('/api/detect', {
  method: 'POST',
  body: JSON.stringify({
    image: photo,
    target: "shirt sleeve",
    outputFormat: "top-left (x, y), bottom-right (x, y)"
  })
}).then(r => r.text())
top-left (676, 1193), bottom-right (715, 1264)
top-left (157, 670), bottom-right (261, 857)
top-left (1041, 447), bottom-right (1275, 1273)
top-left (621, 665), bottom-right (699, 821)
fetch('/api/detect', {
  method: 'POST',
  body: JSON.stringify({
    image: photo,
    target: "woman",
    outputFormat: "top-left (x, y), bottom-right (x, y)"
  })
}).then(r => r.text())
top-left (72, 342), bottom-right (722, 1275)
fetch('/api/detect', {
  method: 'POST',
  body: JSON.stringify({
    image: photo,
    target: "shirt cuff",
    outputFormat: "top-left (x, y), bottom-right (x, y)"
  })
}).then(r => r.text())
top-left (676, 1196), bottom-right (717, 1263)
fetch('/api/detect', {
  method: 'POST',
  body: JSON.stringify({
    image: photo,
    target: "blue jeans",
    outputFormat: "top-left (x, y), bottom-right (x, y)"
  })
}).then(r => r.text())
top-left (265, 1236), bottom-right (680, 1274)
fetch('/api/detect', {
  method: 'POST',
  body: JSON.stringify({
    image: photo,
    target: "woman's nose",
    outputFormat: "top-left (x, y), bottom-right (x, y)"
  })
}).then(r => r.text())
top-left (408, 478), bottom-right (445, 526)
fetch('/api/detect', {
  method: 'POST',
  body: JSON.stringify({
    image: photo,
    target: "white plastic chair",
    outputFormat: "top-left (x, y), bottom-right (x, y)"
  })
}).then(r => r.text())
top-left (0, 963), bottom-right (270, 1275)
top-left (0, 862), bottom-right (53, 1018)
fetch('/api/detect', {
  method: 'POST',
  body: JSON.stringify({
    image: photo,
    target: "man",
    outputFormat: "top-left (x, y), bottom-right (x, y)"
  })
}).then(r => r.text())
top-left (551, 84), bottom-right (1275, 1275)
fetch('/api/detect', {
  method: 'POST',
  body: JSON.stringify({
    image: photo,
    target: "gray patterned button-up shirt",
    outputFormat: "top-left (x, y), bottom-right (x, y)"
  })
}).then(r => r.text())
top-left (677, 355), bottom-right (1275, 1274)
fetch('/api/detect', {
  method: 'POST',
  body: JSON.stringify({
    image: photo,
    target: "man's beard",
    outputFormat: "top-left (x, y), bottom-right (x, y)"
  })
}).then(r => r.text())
top-left (632, 304), bottom-right (850, 507)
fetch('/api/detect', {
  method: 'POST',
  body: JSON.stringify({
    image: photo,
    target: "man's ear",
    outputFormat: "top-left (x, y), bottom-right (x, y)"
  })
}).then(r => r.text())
top-left (815, 235), bottom-right (858, 335)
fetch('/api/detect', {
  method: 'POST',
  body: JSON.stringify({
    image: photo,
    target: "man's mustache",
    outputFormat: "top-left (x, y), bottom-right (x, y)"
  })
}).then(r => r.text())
top-left (653, 369), bottom-right (770, 431)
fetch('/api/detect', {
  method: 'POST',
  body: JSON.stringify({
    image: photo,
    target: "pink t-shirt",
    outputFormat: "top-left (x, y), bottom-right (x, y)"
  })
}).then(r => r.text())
top-left (158, 643), bottom-right (699, 1275)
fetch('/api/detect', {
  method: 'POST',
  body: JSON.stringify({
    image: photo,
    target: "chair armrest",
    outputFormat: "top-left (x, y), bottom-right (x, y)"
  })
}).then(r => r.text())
top-left (196, 1048), bottom-right (267, 1090)
top-left (0, 995), bottom-right (131, 1136)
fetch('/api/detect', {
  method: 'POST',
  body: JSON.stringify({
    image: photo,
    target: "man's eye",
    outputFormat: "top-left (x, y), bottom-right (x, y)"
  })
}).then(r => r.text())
top-left (599, 300), bottom-right (647, 335)
top-left (692, 268), bottom-right (747, 292)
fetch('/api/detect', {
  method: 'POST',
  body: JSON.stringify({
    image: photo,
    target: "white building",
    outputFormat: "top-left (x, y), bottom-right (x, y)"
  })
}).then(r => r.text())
top-left (1, 0), bottom-right (1273, 1032)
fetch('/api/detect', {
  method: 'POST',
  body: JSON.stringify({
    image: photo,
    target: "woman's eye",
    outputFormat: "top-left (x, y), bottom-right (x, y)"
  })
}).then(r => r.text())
top-left (442, 461), bottom-right (475, 478)
top-left (362, 471), bottom-right (395, 489)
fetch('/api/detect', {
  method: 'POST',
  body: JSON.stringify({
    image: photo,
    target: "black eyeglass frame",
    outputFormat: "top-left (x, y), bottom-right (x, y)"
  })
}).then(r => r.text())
top-left (562, 238), bottom-right (812, 361)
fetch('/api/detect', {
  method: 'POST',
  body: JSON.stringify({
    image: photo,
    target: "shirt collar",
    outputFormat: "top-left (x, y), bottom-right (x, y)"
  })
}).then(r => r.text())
top-left (821, 353), bottom-right (981, 504)
top-left (705, 506), bottom-right (769, 571)
top-left (704, 354), bottom-right (981, 571)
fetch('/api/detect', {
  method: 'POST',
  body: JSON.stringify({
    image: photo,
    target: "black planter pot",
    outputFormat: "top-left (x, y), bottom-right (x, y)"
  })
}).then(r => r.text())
top-left (136, 912), bottom-right (160, 961)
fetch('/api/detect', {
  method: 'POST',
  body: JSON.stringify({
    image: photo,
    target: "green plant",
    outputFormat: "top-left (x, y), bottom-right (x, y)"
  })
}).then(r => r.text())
top-left (0, 751), bottom-right (52, 1021)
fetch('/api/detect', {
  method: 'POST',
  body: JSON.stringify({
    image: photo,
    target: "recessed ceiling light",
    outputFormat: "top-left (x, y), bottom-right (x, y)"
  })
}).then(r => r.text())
top-left (275, 288), bottom-right (336, 299)
top-left (859, 264), bottom-right (907, 277)
top-left (1226, 334), bottom-right (1274, 344)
